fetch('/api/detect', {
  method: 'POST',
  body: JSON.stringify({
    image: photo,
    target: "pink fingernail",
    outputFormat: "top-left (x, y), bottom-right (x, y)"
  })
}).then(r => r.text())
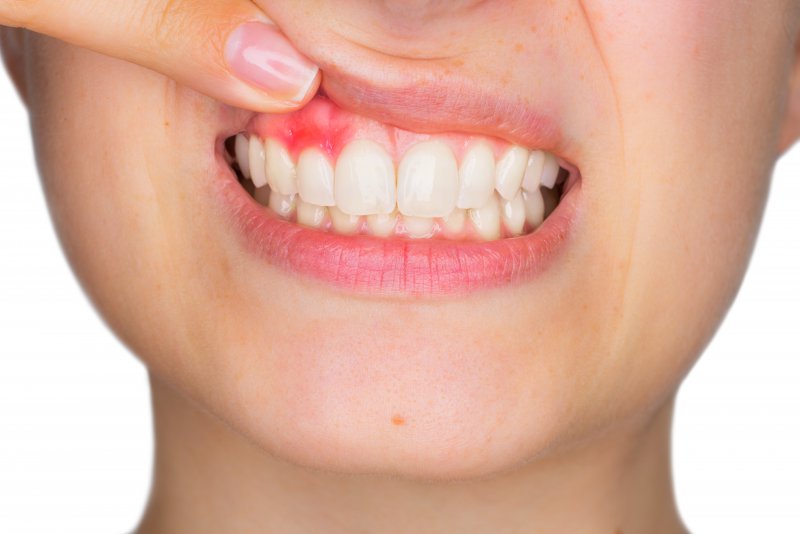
top-left (225, 22), bottom-right (319, 102)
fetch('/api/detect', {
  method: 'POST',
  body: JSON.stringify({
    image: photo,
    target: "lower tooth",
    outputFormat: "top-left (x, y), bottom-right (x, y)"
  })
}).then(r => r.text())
top-left (296, 199), bottom-right (327, 228)
top-left (404, 216), bottom-right (435, 239)
top-left (367, 212), bottom-right (397, 237)
top-left (522, 189), bottom-right (545, 227)
top-left (254, 185), bottom-right (270, 207)
top-left (329, 206), bottom-right (361, 235)
top-left (469, 194), bottom-right (501, 240)
top-left (501, 193), bottom-right (526, 236)
top-left (442, 208), bottom-right (466, 235)
top-left (269, 191), bottom-right (296, 219)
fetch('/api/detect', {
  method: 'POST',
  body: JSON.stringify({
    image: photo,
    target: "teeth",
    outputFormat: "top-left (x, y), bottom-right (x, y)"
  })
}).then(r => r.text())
top-left (501, 192), bottom-right (526, 236)
top-left (495, 146), bottom-right (529, 200)
top-left (235, 134), bottom-right (251, 180)
top-left (522, 189), bottom-right (545, 227)
top-left (469, 194), bottom-right (501, 241)
top-left (297, 148), bottom-right (335, 206)
top-left (265, 139), bottom-right (298, 196)
top-left (457, 142), bottom-right (495, 209)
top-left (268, 191), bottom-right (296, 219)
top-left (540, 152), bottom-right (560, 189)
top-left (442, 208), bottom-right (466, 235)
top-left (404, 216), bottom-right (435, 239)
top-left (296, 198), bottom-right (327, 228)
top-left (367, 212), bottom-right (397, 237)
top-left (329, 206), bottom-right (361, 235)
top-left (521, 150), bottom-right (545, 192)
top-left (249, 136), bottom-right (268, 188)
top-left (398, 140), bottom-right (459, 218)
top-left (335, 140), bottom-right (396, 216)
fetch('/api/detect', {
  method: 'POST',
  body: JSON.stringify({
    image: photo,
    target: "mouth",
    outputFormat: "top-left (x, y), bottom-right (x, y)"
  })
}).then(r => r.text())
top-left (217, 94), bottom-right (581, 297)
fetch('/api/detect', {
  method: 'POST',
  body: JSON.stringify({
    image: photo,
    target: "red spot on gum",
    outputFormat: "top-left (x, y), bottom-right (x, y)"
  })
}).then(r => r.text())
top-left (248, 95), bottom-right (514, 163)
top-left (391, 414), bottom-right (406, 426)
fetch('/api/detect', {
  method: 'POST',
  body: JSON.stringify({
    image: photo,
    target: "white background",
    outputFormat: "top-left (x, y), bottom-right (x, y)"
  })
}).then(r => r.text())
top-left (1, 65), bottom-right (798, 533)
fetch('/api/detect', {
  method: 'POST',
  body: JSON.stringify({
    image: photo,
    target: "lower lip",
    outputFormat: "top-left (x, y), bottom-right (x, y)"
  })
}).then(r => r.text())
top-left (215, 160), bottom-right (580, 298)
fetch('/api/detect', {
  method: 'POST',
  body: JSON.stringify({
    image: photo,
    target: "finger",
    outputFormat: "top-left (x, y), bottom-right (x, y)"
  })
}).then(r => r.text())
top-left (0, 0), bottom-right (320, 112)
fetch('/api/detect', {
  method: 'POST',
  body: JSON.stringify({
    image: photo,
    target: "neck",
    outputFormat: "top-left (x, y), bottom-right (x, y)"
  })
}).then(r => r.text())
top-left (137, 375), bottom-right (687, 534)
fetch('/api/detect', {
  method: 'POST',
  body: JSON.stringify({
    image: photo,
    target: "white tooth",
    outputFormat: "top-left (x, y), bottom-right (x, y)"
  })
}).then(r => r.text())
top-left (296, 199), bottom-right (327, 228)
top-left (540, 152), bottom-right (560, 189)
top-left (268, 191), bottom-right (296, 219)
top-left (254, 185), bottom-right (270, 207)
top-left (329, 206), bottom-right (360, 235)
top-left (442, 208), bottom-right (466, 235)
top-left (457, 142), bottom-right (495, 209)
top-left (495, 146), bottom-right (529, 200)
top-left (367, 212), bottom-right (397, 237)
top-left (265, 139), bottom-right (298, 196)
top-left (521, 150), bottom-right (545, 192)
top-left (297, 148), bottom-right (335, 206)
top-left (235, 134), bottom-right (251, 179)
top-left (522, 189), bottom-right (545, 227)
top-left (398, 140), bottom-right (459, 218)
top-left (468, 194), bottom-right (501, 241)
top-left (403, 216), bottom-right (435, 239)
top-left (501, 192), bottom-right (526, 236)
top-left (334, 140), bottom-right (396, 216)
top-left (249, 136), bottom-right (268, 188)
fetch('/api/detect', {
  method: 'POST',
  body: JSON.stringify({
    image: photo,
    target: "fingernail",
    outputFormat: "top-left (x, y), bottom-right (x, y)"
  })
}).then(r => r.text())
top-left (225, 21), bottom-right (319, 103)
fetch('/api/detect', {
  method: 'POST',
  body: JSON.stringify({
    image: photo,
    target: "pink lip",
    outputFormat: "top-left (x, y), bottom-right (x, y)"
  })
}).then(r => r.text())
top-left (216, 167), bottom-right (580, 297)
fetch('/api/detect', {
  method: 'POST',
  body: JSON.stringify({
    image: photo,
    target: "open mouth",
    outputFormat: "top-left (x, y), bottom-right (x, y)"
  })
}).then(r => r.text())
top-left (219, 95), bottom-right (581, 296)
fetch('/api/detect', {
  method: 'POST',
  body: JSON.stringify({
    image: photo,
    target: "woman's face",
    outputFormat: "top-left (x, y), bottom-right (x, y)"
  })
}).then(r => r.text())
top-left (15, 1), bottom-right (799, 478)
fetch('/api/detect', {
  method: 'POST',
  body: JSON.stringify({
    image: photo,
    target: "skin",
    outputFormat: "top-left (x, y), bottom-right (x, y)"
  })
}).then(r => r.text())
top-left (4, 1), bottom-right (800, 532)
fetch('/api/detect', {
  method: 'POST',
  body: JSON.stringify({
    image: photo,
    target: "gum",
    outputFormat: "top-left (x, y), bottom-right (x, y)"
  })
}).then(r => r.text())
top-left (249, 95), bottom-right (514, 163)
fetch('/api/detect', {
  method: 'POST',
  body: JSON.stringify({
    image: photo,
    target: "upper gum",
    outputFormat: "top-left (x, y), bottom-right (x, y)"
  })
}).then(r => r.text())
top-left (248, 95), bottom-right (522, 163)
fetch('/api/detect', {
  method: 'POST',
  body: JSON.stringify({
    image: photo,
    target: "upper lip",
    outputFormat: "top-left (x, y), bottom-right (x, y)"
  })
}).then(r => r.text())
top-left (288, 38), bottom-right (571, 160)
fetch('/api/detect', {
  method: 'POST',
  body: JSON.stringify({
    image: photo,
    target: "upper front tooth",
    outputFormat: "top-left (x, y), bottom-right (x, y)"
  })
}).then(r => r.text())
top-left (265, 139), bottom-right (298, 196)
top-left (235, 134), bottom-right (251, 179)
top-left (398, 140), bottom-right (459, 218)
top-left (249, 136), bottom-right (268, 188)
top-left (521, 150), bottom-right (546, 192)
top-left (335, 140), bottom-right (396, 216)
top-left (457, 141), bottom-right (496, 209)
top-left (540, 152), bottom-right (560, 189)
top-left (495, 146), bottom-right (529, 200)
top-left (297, 148), bottom-right (335, 206)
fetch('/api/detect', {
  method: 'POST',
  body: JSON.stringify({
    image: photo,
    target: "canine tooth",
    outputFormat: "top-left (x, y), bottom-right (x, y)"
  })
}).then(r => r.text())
top-left (367, 212), bottom-right (397, 237)
top-left (540, 152), bottom-right (560, 189)
top-left (522, 189), bottom-right (545, 227)
top-left (457, 142), bottom-right (495, 209)
top-left (254, 185), bottom-right (270, 207)
top-left (398, 140), bottom-right (459, 218)
top-left (335, 140), bottom-right (396, 216)
top-left (469, 194), bottom-right (501, 241)
top-left (265, 139), bottom-right (298, 196)
top-left (495, 146), bottom-right (529, 200)
top-left (442, 208), bottom-right (466, 235)
top-left (501, 192), bottom-right (526, 235)
top-left (235, 134), bottom-right (251, 179)
top-left (404, 216), bottom-right (435, 239)
top-left (297, 148), bottom-right (335, 206)
top-left (329, 206), bottom-right (360, 235)
top-left (268, 191), bottom-right (296, 219)
top-left (296, 199), bottom-right (327, 228)
top-left (521, 151), bottom-right (546, 192)
top-left (249, 136), bottom-right (268, 188)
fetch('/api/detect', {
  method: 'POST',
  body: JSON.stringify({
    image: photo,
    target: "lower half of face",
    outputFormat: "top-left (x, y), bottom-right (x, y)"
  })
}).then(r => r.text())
top-left (24, 1), bottom-right (794, 479)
